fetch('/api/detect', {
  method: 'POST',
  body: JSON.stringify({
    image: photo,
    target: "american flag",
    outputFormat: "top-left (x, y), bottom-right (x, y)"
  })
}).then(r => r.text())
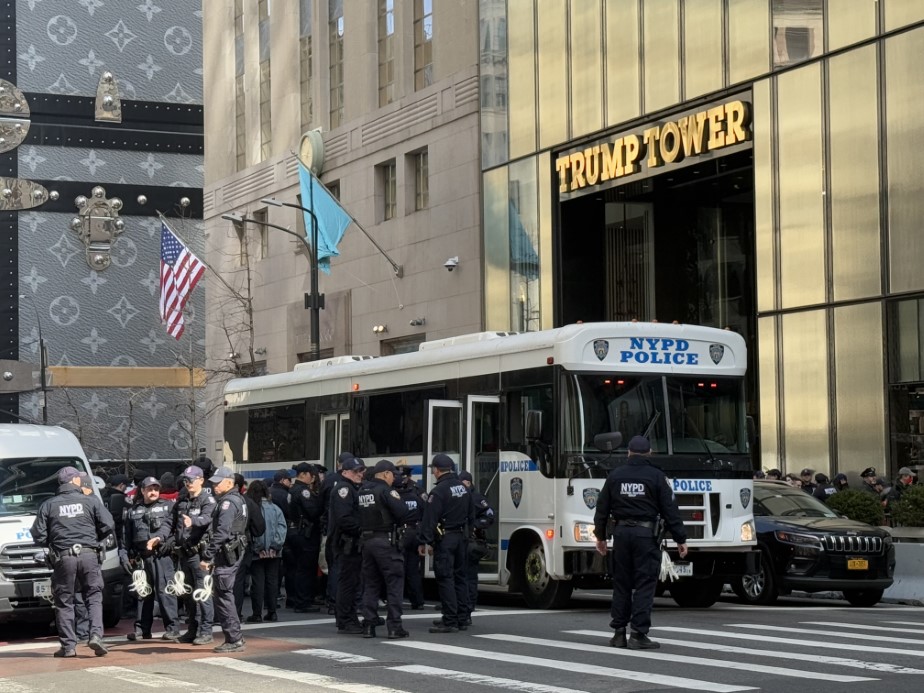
top-left (160, 221), bottom-right (205, 339)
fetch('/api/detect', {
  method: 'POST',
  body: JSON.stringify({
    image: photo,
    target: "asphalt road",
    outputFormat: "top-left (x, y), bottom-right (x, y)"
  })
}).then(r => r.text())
top-left (1, 592), bottom-right (923, 693)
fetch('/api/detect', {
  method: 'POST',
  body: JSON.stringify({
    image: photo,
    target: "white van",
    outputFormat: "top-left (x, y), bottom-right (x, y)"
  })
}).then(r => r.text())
top-left (0, 424), bottom-right (123, 627)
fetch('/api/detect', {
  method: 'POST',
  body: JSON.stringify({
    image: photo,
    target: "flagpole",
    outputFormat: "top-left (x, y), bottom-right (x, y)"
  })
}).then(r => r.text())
top-left (308, 161), bottom-right (321, 362)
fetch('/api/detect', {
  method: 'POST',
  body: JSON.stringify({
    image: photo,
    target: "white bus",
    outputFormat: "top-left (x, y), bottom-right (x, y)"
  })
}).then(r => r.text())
top-left (223, 322), bottom-right (759, 608)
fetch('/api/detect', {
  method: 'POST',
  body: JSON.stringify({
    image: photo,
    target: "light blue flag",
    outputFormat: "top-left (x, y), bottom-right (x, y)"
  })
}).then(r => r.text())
top-left (298, 158), bottom-right (352, 273)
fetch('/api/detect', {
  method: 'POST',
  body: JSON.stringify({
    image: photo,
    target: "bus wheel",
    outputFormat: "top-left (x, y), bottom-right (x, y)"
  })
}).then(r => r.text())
top-left (668, 576), bottom-right (724, 608)
top-left (520, 540), bottom-right (573, 609)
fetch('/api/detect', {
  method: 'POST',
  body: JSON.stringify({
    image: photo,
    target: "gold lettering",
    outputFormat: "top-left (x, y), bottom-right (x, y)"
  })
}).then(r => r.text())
top-left (555, 156), bottom-right (570, 193)
top-left (659, 122), bottom-right (682, 164)
top-left (584, 146), bottom-right (601, 185)
top-left (707, 105), bottom-right (726, 150)
top-left (624, 134), bottom-right (641, 175)
top-left (725, 100), bottom-right (750, 144)
top-left (600, 140), bottom-right (624, 180)
top-left (569, 152), bottom-right (587, 191)
top-left (678, 112), bottom-right (707, 157)
top-left (643, 127), bottom-right (662, 168)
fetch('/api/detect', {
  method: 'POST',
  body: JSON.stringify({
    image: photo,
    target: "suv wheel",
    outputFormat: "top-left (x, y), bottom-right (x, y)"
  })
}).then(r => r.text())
top-left (731, 548), bottom-right (778, 605)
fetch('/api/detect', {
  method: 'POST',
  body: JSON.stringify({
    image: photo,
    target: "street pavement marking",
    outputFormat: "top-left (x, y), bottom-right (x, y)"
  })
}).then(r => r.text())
top-left (87, 666), bottom-right (203, 688)
top-left (477, 633), bottom-right (875, 683)
top-left (654, 626), bottom-right (924, 658)
top-left (0, 642), bottom-right (59, 654)
top-left (198, 656), bottom-right (412, 693)
top-left (729, 623), bottom-right (924, 645)
top-left (390, 664), bottom-right (593, 693)
top-left (569, 629), bottom-right (924, 675)
top-left (383, 640), bottom-right (756, 692)
top-left (802, 622), bottom-right (924, 635)
top-left (887, 621), bottom-right (924, 626)
top-left (293, 648), bottom-right (377, 663)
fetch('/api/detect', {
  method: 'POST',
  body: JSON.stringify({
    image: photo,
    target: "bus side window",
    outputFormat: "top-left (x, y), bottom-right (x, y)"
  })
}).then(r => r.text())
top-left (506, 392), bottom-right (525, 451)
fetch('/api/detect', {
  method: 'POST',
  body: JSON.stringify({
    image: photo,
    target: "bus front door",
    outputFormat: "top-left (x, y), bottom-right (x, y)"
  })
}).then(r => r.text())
top-left (423, 399), bottom-right (463, 577)
top-left (466, 396), bottom-right (500, 583)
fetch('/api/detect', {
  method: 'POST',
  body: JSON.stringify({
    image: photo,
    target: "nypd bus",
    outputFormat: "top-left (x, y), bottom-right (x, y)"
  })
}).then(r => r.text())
top-left (223, 322), bottom-right (758, 608)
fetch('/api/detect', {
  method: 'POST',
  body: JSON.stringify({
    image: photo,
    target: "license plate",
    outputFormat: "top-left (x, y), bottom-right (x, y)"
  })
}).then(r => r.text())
top-left (33, 579), bottom-right (52, 598)
top-left (847, 558), bottom-right (868, 571)
top-left (673, 562), bottom-right (693, 577)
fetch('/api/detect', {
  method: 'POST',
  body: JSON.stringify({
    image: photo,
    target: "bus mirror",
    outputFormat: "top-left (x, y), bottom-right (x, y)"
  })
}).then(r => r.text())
top-left (746, 415), bottom-right (757, 452)
top-left (525, 410), bottom-right (542, 440)
top-left (594, 432), bottom-right (623, 452)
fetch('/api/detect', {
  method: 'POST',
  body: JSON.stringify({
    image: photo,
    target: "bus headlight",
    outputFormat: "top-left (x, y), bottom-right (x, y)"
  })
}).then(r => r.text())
top-left (740, 520), bottom-right (755, 542)
top-left (573, 522), bottom-right (597, 542)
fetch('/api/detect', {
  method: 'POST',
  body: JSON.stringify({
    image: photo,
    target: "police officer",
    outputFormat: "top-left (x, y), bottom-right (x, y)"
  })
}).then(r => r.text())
top-left (173, 465), bottom-right (216, 645)
top-left (321, 451), bottom-right (355, 613)
top-left (800, 468), bottom-right (817, 494)
top-left (31, 466), bottom-right (114, 658)
top-left (593, 436), bottom-right (688, 650)
top-left (358, 460), bottom-right (411, 638)
top-left (200, 466), bottom-right (249, 652)
top-left (289, 462), bottom-right (323, 613)
top-left (459, 470), bottom-right (494, 625)
top-left (396, 467), bottom-right (427, 610)
top-left (328, 457), bottom-right (366, 634)
top-left (419, 454), bottom-right (474, 634)
top-left (812, 473), bottom-right (836, 502)
top-left (860, 467), bottom-right (879, 495)
top-left (125, 476), bottom-right (181, 641)
top-left (73, 474), bottom-right (97, 643)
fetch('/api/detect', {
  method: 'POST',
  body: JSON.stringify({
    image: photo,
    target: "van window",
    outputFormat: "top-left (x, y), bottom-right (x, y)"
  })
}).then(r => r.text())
top-left (0, 457), bottom-right (84, 515)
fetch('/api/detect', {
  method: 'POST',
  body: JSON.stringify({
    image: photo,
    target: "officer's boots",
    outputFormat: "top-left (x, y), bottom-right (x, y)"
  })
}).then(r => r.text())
top-left (628, 632), bottom-right (660, 650)
top-left (609, 629), bottom-right (627, 648)
top-left (387, 626), bottom-right (410, 639)
top-left (362, 620), bottom-right (377, 638)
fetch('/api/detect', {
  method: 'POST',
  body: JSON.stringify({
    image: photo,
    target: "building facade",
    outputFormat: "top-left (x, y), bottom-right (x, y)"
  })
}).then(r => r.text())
top-left (1, 0), bottom-right (205, 461)
top-left (202, 1), bottom-right (483, 457)
top-left (479, 0), bottom-right (924, 478)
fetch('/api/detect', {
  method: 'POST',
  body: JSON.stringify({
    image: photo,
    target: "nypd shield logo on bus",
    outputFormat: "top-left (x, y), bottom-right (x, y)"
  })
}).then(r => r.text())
top-left (510, 477), bottom-right (523, 508)
top-left (593, 339), bottom-right (609, 361)
top-left (709, 343), bottom-right (725, 364)
top-left (583, 487), bottom-right (600, 510)
top-left (740, 487), bottom-right (751, 509)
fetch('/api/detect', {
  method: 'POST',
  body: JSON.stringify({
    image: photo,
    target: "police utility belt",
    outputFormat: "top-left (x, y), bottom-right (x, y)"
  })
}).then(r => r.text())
top-left (361, 528), bottom-right (397, 545)
top-left (613, 518), bottom-right (656, 529)
top-left (221, 534), bottom-right (249, 564)
top-left (46, 543), bottom-right (103, 567)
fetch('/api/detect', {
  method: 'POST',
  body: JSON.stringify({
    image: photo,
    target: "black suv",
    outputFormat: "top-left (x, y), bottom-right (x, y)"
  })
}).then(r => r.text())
top-left (730, 481), bottom-right (895, 607)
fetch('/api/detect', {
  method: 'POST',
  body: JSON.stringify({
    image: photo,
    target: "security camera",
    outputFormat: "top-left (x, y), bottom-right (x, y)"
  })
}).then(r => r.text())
top-left (444, 256), bottom-right (459, 272)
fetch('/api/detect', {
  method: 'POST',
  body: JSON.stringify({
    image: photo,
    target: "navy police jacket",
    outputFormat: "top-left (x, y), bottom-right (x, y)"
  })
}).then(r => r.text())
top-left (31, 485), bottom-right (114, 552)
top-left (419, 472), bottom-right (474, 545)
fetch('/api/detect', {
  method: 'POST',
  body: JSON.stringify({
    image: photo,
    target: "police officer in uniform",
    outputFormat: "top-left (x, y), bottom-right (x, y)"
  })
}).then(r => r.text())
top-left (358, 460), bottom-right (411, 638)
top-left (288, 462), bottom-right (323, 613)
top-left (200, 466), bottom-right (249, 652)
top-left (321, 451), bottom-right (355, 613)
top-left (396, 467), bottom-right (427, 610)
top-left (593, 436), bottom-right (688, 650)
top-left (459, 470), bottom-right (494, 625)
top-left (328, 457), bottom-right (366, 634)
top-left (31, 466), bottom-right (114, 658)
top-left (173, 465), bottom-right (216, 645)
top-left (419, 454), bottom-right (474, 634)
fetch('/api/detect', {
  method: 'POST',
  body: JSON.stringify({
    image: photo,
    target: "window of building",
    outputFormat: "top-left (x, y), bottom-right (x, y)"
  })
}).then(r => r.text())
top-left (252, 208), bottom-right (268, 259)
top-left (329, 0), bottom-right (344, 128)
top-left (378, 0), bottom-right (396, 106)
top-left (234, 218), bottom-right (248, 267)
top-left (234, 0), bottom-right (245, 170)
top-left (413, 149), bottom-right (429, 210)
top-left (771, 0), bottom-right (824, 68)
top-left (378, 160), bottom-right (397, 221)
top-left (414, 0), bottom-right (433, 90)
top-left (300, 0), bottom-right (313, 130)
top-left (381, 335), bottom-right (426, 355)
top-left (328, 180), bottom-right (341, 200)
top-left (259, 0), bottom-right (272, 160)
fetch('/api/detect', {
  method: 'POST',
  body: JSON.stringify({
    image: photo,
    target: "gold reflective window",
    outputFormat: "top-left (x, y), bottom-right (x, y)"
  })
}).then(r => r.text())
top-left (509, 158), bottom-right (540, 332)
top-left (728, 0), bottom-right (770, 84)
top-left (771, 0), bottom-right (823, 68)
top-left (683, 0), bottom-right (723, 99)
top-left (642, 0), bottom-right (680, 113)
top-left (781, 310), bottom-right (829, 471)
top-left (484, 166), bottom-right (512, 330)
top-left (480, 0), bottom-right (509, 168)
top-left (570, 0), bottom-right (603, 139)
top-left (508, 0), bottom-right (536, 159)
top-left (537, 0), bottom-right (568, 148)
top-left (827, 0), bottom-right (876, 51)
top-left (758, 316), bottom-right (779, 470)
top-left (884, 0), bottom-right (924, 31)
top-left (753, 79), bottom-right (775, 313)
top-left (604, 0), bottom-right (640, 127)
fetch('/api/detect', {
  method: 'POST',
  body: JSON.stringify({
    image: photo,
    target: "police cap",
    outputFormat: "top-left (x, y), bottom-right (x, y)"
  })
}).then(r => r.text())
top-left (627, 436), bottom-right (651, 453)
top-left (57, 466), bottom-right (81, 484)
top-left (373, 459), bottom-right (396, 474)
top-left (140, 476), bottom-right (161, 489)
top-left (458, 471), bottom-right (473, 483)
top-left (430, 454), bottom-right (454, 470)
top-left (860, 467), bottom-right (877, 478)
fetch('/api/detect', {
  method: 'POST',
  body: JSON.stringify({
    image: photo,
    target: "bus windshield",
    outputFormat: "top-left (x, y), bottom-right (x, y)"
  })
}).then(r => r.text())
top-left (560, 373), bottom-right (746, 463)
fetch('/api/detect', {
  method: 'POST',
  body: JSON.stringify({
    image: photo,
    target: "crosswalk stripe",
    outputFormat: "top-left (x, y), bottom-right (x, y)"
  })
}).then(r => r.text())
top-left (476, 633), bottom-right (875, 683)
top-left (390, 664), bottom-right (592, 693)
top-left (887, 621), bottom-right (924, 626)
top-left (383, 640), bottom-right (756, 692)
top-left (86, 666), bottom-right (200, 688)
top-left (568, 629), bottom-right (924, 675)
top-left (729, 623), bottom-right (924, 645)
top-left (654, 626), bottom-right (924, 657)
top-left (198, 656), bottom-right (412, 693)
top-left (294, 648), bottom-right (377, 663)
top-left (0, 643), bottom-right (59, 654)
top-left (802, 621), bottom-right (924, 635)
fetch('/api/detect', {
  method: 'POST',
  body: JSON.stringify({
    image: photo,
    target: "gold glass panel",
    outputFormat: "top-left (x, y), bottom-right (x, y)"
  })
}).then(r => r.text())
top-left (771, 0), bottom-right (823, 69)
top-left (508, 0), bottom-right (537, 160)
top-left (829, 45), bottom-right (880, 302)
top-left (893, 298), bottom-right (924, 383)
top-left (886, 28), bottom-right (924, 294)
top-left (884, 0), bottom-right (924, 30)
top-left (538, 151), bottom-right (554, 330)
top-left (777, 62), bottom-right (825, 308)
top-left (728, 0), bottom-right (770, 85)
top-left (509, 158), bottom-right (540, 332)
top-left (827, 0), bottom-right (877, 51)
top-left (604, 0), bottom-right (640, 127)
top-left (484, 166), bottom-right (512, 331)
top-left (683, 0), bottom-right (724, 99)
top-left (758, 315), bottom-right (779, 471)
top-left (643, 0), bottom-right (680, 113)
top-left (570, 0), bottom-right (603, 139)
top-left (537, 0), bottom-right (569, 148)
top-left (834, 303), bottom-right (885, 474)
top-left (753, 78), bottom-right (775, 313)
top-left (781, 310), bottom-right (829, 472)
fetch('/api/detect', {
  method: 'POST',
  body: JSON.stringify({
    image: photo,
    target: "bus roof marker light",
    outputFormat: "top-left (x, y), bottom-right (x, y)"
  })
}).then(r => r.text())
top-left (352, 383), bottom-right (360, 391)
top-left (547, 356), bottom-right (554, 365)
top-left (545, 529), bottom-right (555, 540)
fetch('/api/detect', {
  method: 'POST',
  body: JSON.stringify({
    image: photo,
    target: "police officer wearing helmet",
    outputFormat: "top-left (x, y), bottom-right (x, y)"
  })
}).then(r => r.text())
top-left (593, 436), bottom-right (688, 650)
top-left (289, 462), bottom-right (323, 613)
top-left (173, 465), bottom-right (216, 644)
top-left (358, 460), bottom-right (411, 638)
top-left (329, 457), bottom-right (366, 634)
top-left (459, 470), bottom-right (494, 625)
top-left (31, 467), bottom-right (114, 658)
top-left (200, 466), bottom-right (249, 652)
top-left (125, 476), bottom-right (181, 641)
top-left (396, 465), bottom-right (427, 610)
top-left (419, 454), bottom-right (474, 634)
